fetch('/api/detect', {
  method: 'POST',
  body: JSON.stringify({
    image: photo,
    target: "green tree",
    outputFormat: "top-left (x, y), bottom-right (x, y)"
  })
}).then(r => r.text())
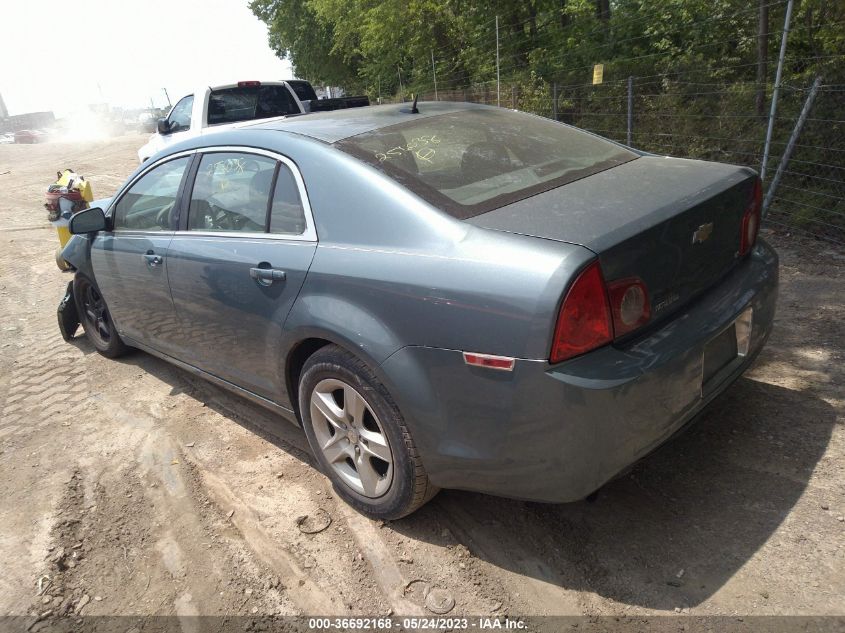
top-left (249, 0), bottom-right (360, 86)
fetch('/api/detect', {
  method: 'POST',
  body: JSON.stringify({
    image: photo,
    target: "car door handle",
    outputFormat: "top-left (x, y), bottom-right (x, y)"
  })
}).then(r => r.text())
top-left (249, 267), bottom-right (286, 283)
top-left (144, 252), bottom-right (163, 267)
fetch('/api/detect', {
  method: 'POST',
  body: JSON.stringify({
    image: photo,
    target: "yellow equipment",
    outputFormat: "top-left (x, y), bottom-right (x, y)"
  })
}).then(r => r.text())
top-left (45, 169), bottom-right (94, 269)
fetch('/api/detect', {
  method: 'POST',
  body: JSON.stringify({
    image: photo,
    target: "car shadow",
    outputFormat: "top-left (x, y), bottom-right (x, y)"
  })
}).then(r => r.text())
top-left (389, 375), bottom-right (836, 609)
top-left (68, 333), bottom-right (316, 465)
top-left (71, 332), bottom-right (834, 610)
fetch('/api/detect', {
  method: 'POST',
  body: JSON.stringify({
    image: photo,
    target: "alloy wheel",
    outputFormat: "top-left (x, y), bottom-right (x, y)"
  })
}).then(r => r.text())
top-left (309, 378), bottom-right (393, 498)
top-left (82, 282), bottom-right (111, 343)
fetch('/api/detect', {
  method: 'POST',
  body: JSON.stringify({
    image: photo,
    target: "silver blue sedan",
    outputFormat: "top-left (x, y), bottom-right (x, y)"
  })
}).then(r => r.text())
top-left (60, 102), bottom-right (778, 519)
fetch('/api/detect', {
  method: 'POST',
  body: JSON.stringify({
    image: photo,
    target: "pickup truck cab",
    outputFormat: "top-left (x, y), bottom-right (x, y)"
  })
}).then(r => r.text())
top-left (137, 80), bottom-right (368, 163)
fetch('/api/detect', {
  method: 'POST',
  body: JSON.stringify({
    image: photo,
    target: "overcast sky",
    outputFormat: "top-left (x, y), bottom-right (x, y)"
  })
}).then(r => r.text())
top-left (0, 0), bottom-right (294, 117)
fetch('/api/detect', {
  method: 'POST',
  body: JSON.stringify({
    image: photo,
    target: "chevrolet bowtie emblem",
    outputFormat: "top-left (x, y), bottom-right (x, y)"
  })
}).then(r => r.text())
top-left (692, 222), bottom-right (714, 244)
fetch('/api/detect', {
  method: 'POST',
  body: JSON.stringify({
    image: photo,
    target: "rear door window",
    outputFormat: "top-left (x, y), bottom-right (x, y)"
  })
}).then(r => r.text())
top-left (208, 85), bottom-right (300, 125)
top-left (269, 166), bottom-right (306, 235)
top-left (188, 153), bottom-right (277, 232)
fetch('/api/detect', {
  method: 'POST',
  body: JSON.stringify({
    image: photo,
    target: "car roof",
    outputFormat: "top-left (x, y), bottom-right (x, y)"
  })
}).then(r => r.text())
top-left (247, 101), bottom-right (495, 144)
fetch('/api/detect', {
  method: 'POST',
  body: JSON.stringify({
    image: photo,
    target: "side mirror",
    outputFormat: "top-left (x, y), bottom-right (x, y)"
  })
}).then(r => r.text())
top-left (156, 118), bottom-right (171, 135)
top-left (69, 207), bottom-right (107, 234)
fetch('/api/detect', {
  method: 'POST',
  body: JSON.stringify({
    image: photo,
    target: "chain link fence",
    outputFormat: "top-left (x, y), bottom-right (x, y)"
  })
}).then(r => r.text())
top-left (375, 1), bottom-right (844, 246)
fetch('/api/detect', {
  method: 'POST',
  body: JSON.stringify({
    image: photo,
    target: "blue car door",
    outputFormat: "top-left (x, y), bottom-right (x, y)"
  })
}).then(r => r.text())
top-left (91, 155), bottom-right (192, 354)
top-left (165, 149), bottom-right (317, 402)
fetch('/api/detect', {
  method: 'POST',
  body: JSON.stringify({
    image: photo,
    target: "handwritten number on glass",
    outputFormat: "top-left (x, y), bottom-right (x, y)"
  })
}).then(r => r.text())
top-left (375, 135), bottom-right (440, 164)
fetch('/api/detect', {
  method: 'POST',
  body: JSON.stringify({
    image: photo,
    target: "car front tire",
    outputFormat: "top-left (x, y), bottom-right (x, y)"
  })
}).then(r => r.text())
top-left (73, 275), bottom-right (128, 358)
top-left (298, 344), bottom-right (438, 520)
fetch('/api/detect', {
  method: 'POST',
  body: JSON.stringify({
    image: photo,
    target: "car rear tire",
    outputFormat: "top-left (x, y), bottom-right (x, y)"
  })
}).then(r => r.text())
top-left (73, 275), bottom-right (128, 358)
top-left (298, 344), bottom-right (438, 520)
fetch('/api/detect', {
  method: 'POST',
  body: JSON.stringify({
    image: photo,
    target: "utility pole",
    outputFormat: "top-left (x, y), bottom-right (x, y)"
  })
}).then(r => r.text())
top-left (496, 15), bottom-right (501, 107)
top-left (162, 88), bottom-right (171, 107)
top-left (431, 50), bottom-right (438, 101)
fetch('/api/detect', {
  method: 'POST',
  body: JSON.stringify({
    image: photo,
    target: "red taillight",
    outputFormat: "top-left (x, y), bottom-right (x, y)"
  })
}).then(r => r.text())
top-left (607, 277), bottom-right (651, 336)
top-left (740, 178), bottom-right (762, 256)
top-left (238, 80), bottom-right (261, 87)
top-left (550, 261), bottom-right (613, 364)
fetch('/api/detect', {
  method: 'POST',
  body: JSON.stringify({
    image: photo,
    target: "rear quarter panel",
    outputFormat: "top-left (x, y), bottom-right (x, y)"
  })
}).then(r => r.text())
top-left (286, 229), bottom-right (592, 364)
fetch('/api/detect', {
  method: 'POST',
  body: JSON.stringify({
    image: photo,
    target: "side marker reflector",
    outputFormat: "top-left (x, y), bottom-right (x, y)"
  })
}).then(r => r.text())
top-left (462, 352), bottom-right (515, 371)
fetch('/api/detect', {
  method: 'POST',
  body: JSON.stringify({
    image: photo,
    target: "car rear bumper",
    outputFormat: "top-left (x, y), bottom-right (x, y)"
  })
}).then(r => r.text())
top-left (380, 239), bottom-right (779, 502)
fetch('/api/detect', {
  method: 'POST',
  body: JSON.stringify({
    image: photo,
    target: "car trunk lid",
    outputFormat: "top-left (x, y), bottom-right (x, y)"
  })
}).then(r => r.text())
top-left (467, 155), bottom-right (758, 327)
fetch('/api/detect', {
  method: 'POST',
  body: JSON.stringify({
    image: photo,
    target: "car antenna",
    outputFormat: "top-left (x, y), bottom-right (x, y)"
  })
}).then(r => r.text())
top-left (410, 93), bottom-right (419, 114)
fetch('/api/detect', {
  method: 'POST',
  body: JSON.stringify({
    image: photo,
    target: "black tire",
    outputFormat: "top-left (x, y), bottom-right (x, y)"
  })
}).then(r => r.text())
top-left (298, 344), bottom-right (438, 520)
top-left (73, 274), bottom-right (128, 358)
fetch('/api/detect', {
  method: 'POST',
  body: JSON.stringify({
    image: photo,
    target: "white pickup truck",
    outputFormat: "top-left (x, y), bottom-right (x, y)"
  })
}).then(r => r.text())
top-left (137, 80), bottom-right (369, 163)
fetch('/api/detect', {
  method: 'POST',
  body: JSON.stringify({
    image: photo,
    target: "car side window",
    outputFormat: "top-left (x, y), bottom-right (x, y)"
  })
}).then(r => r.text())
top-left (188, 153), bottom-right (277, 233)
top-left (168, 95), bottom-right (193, 132)
top-left (113, 157), bottom-right (190, 231)
top-left (269, 165), bottom-right (307, 235)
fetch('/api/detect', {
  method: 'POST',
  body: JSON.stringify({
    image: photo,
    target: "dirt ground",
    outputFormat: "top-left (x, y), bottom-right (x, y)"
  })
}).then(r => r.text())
top-left (0, 136), bottom-right (843, 628)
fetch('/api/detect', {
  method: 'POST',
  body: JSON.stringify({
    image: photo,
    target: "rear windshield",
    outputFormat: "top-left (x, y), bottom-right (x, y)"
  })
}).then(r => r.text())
top-left (335, 108), bottom-right (637, 218)
top-left (208, 85), bottom-right (299, 125)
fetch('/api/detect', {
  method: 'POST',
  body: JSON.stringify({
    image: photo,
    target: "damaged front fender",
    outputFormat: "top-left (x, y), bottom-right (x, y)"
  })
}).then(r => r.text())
top-left (60, 234), bottom-right (95, 278)
top-left (59, 196), bottom-right (111, 276)
top-left (58, 232), bottom-right (97, 341)
top-left (57, 280), bottom-right (80, 341)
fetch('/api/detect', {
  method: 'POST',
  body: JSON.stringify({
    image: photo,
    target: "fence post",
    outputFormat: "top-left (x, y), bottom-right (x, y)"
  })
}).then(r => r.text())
top-left (511, 85), bottom-right (517, 109)
top-left (761, 0), bottom-right (794, 183)
top-left (762, 76), bottom-right (822, 217)
top-left (397, 66), bottom-right (404, 102)
top-left (553, 82), bottom-right (558, 121)
top-left (496, 15), bottom-right (501, 107)
top-left (627, 76), bottom-right (634, 146)
top-left (431, 50), bottom-right (438, 101)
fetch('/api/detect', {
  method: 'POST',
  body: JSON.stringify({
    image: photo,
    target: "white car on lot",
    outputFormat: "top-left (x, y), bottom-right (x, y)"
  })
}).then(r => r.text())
top-left (137, 80), bottom-right (368, 163)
